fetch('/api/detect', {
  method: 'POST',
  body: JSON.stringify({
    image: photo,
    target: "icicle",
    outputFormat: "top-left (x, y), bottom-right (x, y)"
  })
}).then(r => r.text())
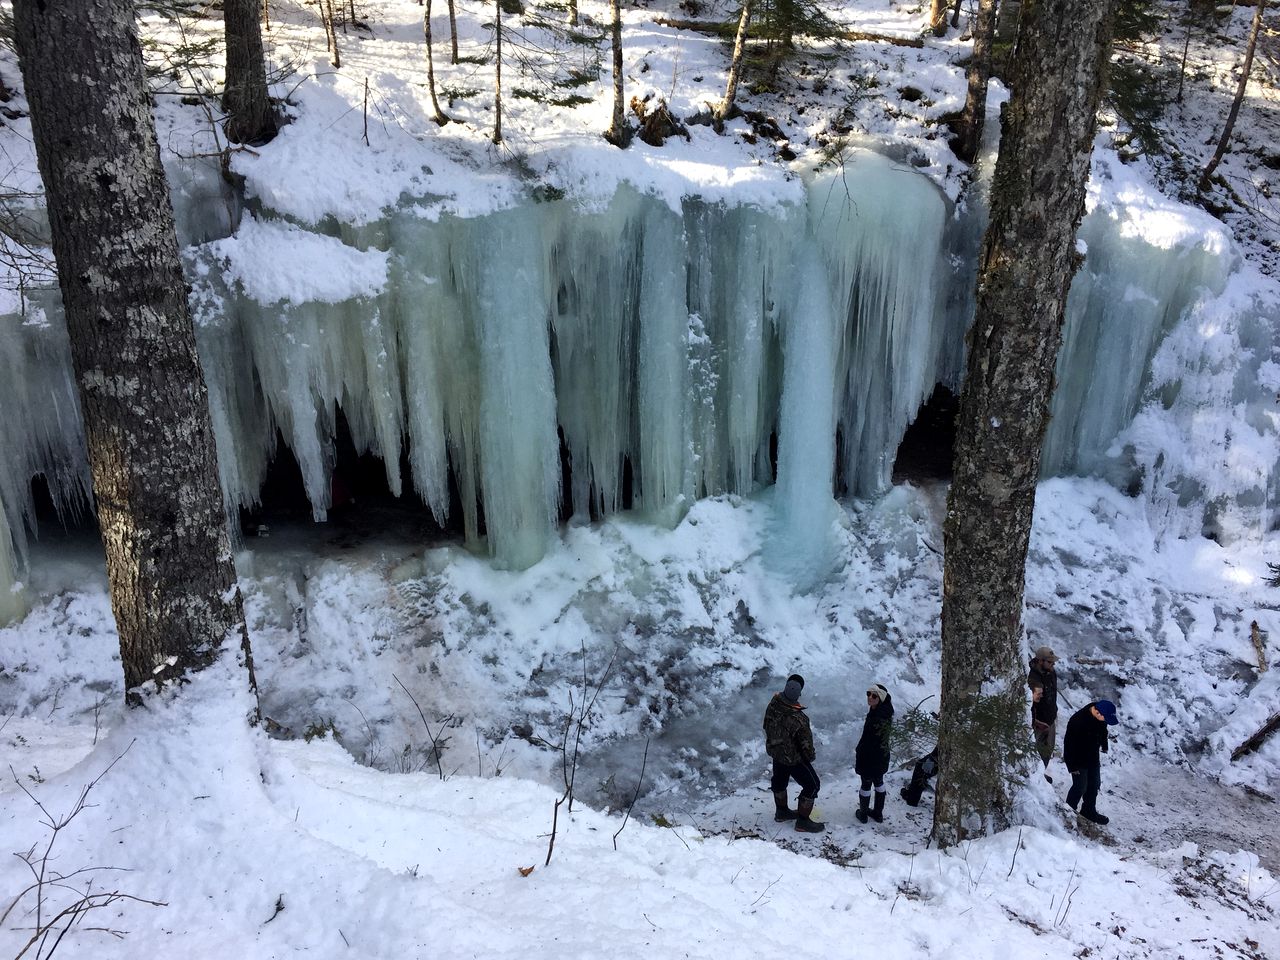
top-left (457, 205), bottom-right (562, 568)
top-left (547, 189), bottom-right (641, 521)
top-left (808, 156), bottom-right (950, 498)
top-left (634, 199), bottom-right (692, 525)
top-left (1043, 213), bottom-right (1235, 478)
top-left (768, 246), bottom-right (840, 588)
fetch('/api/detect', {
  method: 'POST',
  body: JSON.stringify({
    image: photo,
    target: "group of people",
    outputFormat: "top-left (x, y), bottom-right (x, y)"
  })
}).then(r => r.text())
top-left (764, 647), bottom-right (1121, 835)
top-left (762, 674), bottom-right (895, 834)
top-left (1027, 645), bottom-right (1119, 825)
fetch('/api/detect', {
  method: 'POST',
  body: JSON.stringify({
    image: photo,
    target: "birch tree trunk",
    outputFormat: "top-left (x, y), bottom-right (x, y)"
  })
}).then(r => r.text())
top-left (605, 0), bottom-right (628, 146)
top-left (717, 0), bottom-right (753, 122)
top-left (12, 0), bottom-right (257, 705)
top-left (954, 0), bottom-right (998, 163)
top-left (1198, 0), bottom-right (1266, 193)
top-left (932, 0), bottom-right (1116, 847)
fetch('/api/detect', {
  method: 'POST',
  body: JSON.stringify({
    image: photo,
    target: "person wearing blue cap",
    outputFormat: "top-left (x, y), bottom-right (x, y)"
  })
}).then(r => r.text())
top-left (1062, 698), bottom-right (1119, 825)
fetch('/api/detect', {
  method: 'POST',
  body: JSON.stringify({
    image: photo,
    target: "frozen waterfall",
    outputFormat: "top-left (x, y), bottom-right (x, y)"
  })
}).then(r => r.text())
top-left (0, 149), bottom-right (1275, 618)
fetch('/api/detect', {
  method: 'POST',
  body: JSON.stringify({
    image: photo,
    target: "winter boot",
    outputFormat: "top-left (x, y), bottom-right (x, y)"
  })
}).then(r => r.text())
top-left (1079, 808), bottom-right (1109, 826)
top-left (854, 791), bottom-right (871, 824)
top-left (795, 797), bottom-right (825, 834)
top-left (870, 789), bottom-right (886, 823)
top-left (773, 790), bottom-right (798, 822)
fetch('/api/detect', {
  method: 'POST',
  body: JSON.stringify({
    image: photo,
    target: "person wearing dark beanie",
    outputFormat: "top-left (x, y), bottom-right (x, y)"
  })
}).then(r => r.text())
top-left (762, 673), bottom-right (825, 833)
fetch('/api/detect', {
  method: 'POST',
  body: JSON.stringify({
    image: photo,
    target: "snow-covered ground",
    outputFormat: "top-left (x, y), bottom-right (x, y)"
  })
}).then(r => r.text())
top-left (2, 481), bottom-right (1278, 958)
top-left (1, 0), bottom-right (1279, 955)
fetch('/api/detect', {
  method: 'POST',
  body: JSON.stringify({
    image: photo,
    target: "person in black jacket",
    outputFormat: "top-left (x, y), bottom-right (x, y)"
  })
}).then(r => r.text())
top-left (854, 683), bottom-right (894, 823)
top-left (1028, 646), bottom-right (1060, 780)
top-left (763, 674), bottom-right (825, 834)
top-left (1062, 699), bottom-right (1119, 825)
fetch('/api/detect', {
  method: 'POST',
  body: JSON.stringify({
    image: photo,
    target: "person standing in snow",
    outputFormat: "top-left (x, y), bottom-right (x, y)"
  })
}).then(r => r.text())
top-left (854, 683), bottom-right (894, 823)
top-left (1062, 698), bottom-right (1119, 825)
top-left (1028, 645), bottom-right (1060, 780)
top-left (763, 674), bottom-right (825, 834)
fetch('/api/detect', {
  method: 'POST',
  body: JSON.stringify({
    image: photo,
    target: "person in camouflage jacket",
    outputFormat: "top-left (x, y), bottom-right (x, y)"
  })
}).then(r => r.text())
top-left (763, 674), bottom-right (824, 834)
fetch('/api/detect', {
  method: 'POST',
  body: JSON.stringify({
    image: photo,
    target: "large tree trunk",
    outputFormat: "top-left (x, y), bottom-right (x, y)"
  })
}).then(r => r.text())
top-left (954, 0), bottom-right (998, 164)
top-left (928, 0), bottom-right (950, 35)
top-left (12, 0), bottom-right (257, 704)
top-left (604, 0), bottom-right (628, 146)
top-left (1198, 0), bottom-right (1265, 193)
top-left (716, 0), bottom-right (752, 122)
top-left (932, 0), bottom-right (1116, 847)
top-left (224, 0), bottom-right (278, 144)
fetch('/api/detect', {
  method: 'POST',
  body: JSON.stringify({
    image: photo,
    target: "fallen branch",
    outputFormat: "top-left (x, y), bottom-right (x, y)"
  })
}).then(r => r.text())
top-left (653, 17), bottom-right (924, 47)
top-left (1230, 711), bottom-right (1280, 761)
top-left (1251, 620), bottom-right (1268, 673)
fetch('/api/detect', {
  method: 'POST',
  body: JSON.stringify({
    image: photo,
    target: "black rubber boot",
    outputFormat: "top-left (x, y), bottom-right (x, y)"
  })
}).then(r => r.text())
top-left (795, 797), bottom-right (825, 834)
top-left (1080, 808), bottom-right (1109, 825)
top-left (854, 792), bottom-right (870, 824)
top-left (870, 789), bottom-right (886, 823)
top-left (773, 790), bottom-right (798, 822)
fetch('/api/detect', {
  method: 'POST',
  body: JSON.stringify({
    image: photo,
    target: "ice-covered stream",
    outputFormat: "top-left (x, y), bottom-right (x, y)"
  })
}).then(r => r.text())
top-left (1, 150), bottom-right (1277, 619)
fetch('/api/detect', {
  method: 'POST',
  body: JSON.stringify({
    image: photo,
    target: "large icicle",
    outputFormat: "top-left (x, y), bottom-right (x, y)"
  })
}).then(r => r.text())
top-left (460, 206), bottom-right (562, 568)
top-left (769, 246), bottom-right (841, 588)
top-left (809, 156), bottom-right (950, 498)
top-left (1043, 210), bottom-right (1235, 478)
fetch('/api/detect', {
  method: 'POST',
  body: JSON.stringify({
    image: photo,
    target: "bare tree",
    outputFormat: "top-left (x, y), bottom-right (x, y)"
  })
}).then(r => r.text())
top-left (224, 0), bottom-right (278, 144)
top-left (953, 0), bottom-right (998, 163)
top-left (932, 0), bottom-right (1116, 847)
top-left (604, 0), bottom-right (628, 146)
top-left (12, 0), bottom-right (258, 705)
top-left (447, 0), bottom-right (460, 63)
top-left (493, 0), bottom-right (504, 144)
top-left (424, 0), bottom-right (452, 124)
top-left (1198, 0), bottom-right (1266, 193)
top-left (717, 0), bottom-right (753, 122)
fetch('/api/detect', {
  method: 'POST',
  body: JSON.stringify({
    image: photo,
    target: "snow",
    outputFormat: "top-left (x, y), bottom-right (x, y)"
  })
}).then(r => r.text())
top-left (0, 0), bottom-right (1278, 955)
top-left (3, 482), bottom-right (1279, 958)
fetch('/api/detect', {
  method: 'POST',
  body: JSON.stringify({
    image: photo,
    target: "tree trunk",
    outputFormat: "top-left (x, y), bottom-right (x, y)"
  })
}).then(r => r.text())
top-left (932, 0), bottom-right (1116, 848)
top-left (1198, 0), bottom-right (1265, 193)
top-left (224, 0), bottom-right (278, 144)
top-left (569, 0), bottom-right (579, 26)
top-left (424, 0), bottom-right (451, 125)
top-left (717, 0), bottom-right (752, 122)
top-left (954, 0), bottom-right (998, 163)
top-left (493, 2), bottom-right (503, 144)
top-left (929, 0), bottom-right (950, 34)
top-left (11, 0), bottom-right (257, 705)
top-left (447, 0), bottom-right (460, 63)
top-left (323, 0), bottom-right (341, 68)
top-left (604, 0), bottom-right (627, 146)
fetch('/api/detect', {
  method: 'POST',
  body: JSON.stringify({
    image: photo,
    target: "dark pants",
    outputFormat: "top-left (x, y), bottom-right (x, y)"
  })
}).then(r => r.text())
top-left (902, 750), bottom-right (937, 806)
top-left (771, 759), bottom-right (821, 800)
top-left (1033, 719), bottom-right (1056, 766)
top-left (1067, 764), bottom-right (1101, 813)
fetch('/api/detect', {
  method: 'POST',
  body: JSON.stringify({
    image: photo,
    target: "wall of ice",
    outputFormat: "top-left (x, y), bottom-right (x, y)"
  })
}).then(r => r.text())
top-left (0, 149), bottom-right (1275, 618)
